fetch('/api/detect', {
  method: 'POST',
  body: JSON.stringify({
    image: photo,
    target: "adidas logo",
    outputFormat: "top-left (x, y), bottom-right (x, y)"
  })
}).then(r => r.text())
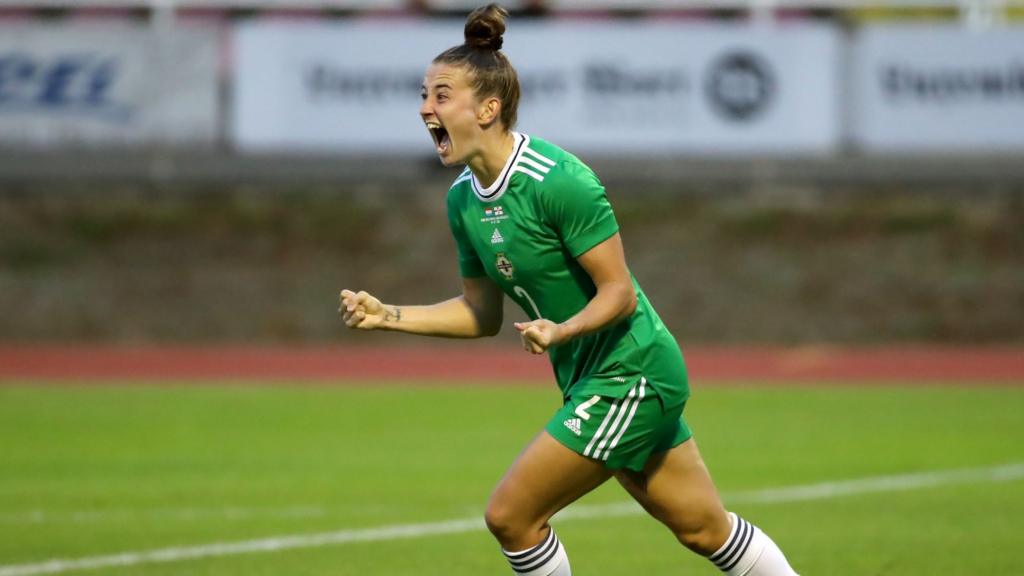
top-left (563, 417), bottom-right (582, 436)
top-left (491, 229), bottom-right (504, 244)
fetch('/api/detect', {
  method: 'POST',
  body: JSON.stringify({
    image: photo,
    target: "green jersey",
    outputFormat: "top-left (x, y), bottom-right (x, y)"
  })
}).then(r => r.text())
top-left (447, 133), bottom-right (688, 402)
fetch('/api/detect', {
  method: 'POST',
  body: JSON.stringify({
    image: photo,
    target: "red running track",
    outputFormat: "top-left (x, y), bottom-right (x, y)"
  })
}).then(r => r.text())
top-left (0, 344), bottom-right (1021, 384)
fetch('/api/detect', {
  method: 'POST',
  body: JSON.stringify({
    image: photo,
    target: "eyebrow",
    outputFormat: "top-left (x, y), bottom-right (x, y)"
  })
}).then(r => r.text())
top-left (421, 82), bottom-right (453, 92)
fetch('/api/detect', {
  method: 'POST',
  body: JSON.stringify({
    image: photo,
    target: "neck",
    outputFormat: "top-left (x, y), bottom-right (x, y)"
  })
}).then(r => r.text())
top-left (467, 130), bottom-right (515, 189)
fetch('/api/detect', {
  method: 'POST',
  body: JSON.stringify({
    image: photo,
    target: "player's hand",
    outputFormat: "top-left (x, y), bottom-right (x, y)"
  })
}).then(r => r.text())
top-left (513, 319), bottom-right (565, 355)
top-left (339, 289), bottom-right (386, 330)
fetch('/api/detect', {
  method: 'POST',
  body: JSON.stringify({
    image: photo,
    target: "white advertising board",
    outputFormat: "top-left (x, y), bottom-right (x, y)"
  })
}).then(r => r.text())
top-left (0, 24), bottom-right (219, 147)
top-left (233, 21), bottom-right (841, 155)
top-left (852, 25), bottom-right (1024, 151)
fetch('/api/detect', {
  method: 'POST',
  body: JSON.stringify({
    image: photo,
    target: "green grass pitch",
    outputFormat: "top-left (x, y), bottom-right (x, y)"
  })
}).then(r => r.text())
top-left (1, 382), bottom-right (1023, 575)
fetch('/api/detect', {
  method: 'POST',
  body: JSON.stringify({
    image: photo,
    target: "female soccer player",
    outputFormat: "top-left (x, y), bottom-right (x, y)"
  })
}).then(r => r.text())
top-left (340, 5), bottom-right (798, 575)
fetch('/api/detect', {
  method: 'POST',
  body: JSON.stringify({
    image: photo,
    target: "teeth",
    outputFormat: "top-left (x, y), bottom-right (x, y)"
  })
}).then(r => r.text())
top-left (426, 122), bottom-right (441, 129)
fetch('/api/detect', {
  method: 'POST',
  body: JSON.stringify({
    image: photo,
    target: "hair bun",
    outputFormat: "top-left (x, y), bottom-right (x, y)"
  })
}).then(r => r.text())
top-left (464, 3), bottom-right (508, 51)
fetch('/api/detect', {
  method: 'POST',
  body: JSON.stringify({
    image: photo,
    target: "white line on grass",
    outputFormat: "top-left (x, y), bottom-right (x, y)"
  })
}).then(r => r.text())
top-left (0, 506), bottom-right (327, 526)
top-left (2, 462), bottom-right (1022, 576)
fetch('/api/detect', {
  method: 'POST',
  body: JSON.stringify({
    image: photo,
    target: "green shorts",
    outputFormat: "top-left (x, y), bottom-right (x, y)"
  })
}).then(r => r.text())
top-left (545, 377), bottom-right (692, 473)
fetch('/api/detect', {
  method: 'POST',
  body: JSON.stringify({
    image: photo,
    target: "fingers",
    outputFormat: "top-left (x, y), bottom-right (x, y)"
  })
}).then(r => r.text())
top-left (339, 289), bottom-right (371, 313)
top-left (339, 289), bottom-right (369, 328)
top-left (339, 290), bottom-right (355, 313)
top-left (519, 330), bottom-right (536, 353)
top-left (518, 325), bottom-right (546, 355)
top-left (344, 307), bottom-right (367, 328)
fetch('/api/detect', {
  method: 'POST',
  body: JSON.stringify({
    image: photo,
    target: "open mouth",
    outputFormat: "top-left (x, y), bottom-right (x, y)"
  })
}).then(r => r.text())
top-left (426, 122), bottom-right (451, 155)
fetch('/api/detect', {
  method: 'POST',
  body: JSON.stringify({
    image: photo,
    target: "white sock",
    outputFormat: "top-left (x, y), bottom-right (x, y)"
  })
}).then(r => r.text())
top-left (708, 512), bottom-right (798, 576)
top-left (501, 527), bottom-right (571, 576)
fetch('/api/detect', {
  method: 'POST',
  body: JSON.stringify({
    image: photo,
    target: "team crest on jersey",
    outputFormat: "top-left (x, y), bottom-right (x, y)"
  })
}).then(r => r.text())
top-left (495, 252), bottom-right (514, 280)
top-left (481, 205), bottom-right (509, 224)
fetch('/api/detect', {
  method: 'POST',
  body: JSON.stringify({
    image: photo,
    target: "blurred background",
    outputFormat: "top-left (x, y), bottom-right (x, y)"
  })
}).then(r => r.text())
top-left (2, 0), bottom-right (1023, 347)
top-left (1, 4), bottom-right (1023, 575)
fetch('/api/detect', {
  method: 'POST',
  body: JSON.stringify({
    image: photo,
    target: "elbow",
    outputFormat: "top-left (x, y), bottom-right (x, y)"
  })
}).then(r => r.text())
top-left (622, 289), bottom-right (638, 319)
top-left (474, 309), bottom-right (503, 338)
top-left (480, 321), bottom-right (502, 338)
top-left (598, 281), bottom-right (637, 323)
top-left (611, 281), bottom-right (637, 321)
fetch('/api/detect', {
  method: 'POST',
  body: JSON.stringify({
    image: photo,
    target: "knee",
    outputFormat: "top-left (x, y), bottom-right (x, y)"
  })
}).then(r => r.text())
top-left (484, 499), bottom-right (528, 543)
top-left (672, 512), bottom-right (732, 556)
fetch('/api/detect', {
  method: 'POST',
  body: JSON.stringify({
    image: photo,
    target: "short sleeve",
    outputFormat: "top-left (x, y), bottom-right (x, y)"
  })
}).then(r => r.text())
top-left (447, 190), bottom-right (487, 278)
top-left (545, 162), bottom-right (620, 258)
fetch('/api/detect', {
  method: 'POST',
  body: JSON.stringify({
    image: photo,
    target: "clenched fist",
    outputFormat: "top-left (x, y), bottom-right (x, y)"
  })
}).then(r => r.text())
top-left (339, 289), bottom-right (388, 330)
top-left (513, 319), bottom-right (567, 355)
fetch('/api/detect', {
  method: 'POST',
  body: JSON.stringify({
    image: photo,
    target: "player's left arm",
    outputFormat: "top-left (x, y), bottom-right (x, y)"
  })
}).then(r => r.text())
top-left (514, 232), bottom-right (636, 354)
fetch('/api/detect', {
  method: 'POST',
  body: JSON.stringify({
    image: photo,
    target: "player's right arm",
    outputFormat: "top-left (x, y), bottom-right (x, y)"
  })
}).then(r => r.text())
top-left (339, 275), bottom-right (504, 338)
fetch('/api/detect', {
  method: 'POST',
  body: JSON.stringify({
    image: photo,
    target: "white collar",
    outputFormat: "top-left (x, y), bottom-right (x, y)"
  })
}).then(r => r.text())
top-left (471, 132), bottom-right (527, 203)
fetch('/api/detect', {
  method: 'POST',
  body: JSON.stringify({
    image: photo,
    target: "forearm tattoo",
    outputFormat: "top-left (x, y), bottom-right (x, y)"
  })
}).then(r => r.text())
top-left (384, 306), bottom-right (401, 324)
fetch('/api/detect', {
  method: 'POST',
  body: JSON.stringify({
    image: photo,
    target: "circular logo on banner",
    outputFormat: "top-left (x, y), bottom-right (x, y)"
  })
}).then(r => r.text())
top-left (705, 51), bottom-right (775, 122)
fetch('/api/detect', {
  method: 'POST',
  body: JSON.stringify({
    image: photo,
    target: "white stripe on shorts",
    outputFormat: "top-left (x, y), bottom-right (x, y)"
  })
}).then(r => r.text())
top-left (601, 378), bottom-right (647, 461)
top-left (591, 379), bottom-right (644, 461)
top-left (583, 397), bottom-right (621, 458)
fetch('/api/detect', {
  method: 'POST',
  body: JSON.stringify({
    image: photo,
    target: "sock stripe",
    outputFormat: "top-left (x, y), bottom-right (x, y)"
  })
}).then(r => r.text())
top-left (716, 519), bottom-right (751, 569)
top-left (720, 524), bottom-right (754, 571)
top-left (715, 519), bottom-right (754, 572)
top-left (502, 528), bottom-right (554, 560)
top-left (512, 536), bottom-right (562, 573)
top-left (709, 516), bottom-right (752, 568)
top-left (506, 535), bottom-right (556, 570)
top-left (708, 515), bottom-right (741, 563)
top-left (503, 529), bottom-right (565, 575)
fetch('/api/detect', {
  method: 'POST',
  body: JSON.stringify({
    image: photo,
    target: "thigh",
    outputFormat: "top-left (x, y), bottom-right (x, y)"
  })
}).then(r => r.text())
top-left (490, 430), bottom-right (613, 529)
top-left (613, 438), bottom-right (729, 540)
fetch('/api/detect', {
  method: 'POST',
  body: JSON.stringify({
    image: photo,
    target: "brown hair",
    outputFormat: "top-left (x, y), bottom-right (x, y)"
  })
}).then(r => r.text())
top-left (433, 3), bottom-right (521, 130)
